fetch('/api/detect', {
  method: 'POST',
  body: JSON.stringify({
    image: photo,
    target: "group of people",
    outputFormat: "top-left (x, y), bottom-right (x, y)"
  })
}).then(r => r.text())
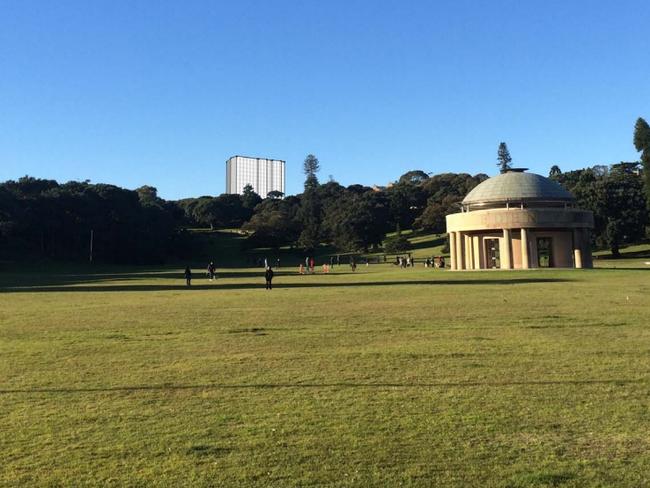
top-left (425, 256), bottom-right (445, 268)
top-left (394, 255), bottom-right (446, 268)
top-left (299, 256), bottom-right (316, 274)
top-left (395, 256), bottom-right (413, 268)
top-left (182, 252), bottom-right (447, 288)
top-left (183, 261), bottom-right (218, 286)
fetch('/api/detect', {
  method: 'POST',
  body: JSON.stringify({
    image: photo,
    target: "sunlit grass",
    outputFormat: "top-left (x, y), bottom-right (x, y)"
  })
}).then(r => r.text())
top-left (1, 264), bottom-right (649, 486)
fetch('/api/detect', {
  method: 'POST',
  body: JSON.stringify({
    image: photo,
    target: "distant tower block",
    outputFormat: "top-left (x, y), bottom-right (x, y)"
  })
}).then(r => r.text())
top-left (226, 156), bottom-right (285, 197)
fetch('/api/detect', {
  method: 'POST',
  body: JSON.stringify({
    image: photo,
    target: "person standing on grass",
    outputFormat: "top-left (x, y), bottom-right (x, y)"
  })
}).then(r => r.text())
top-left (265, 266), bottom-right (274, 290)
top-left (184, 266), bottom-right (192, 287)
top-left (207, 262), bottom-right (216, 280)
top-left (310, 257), bottom-right (315, 274)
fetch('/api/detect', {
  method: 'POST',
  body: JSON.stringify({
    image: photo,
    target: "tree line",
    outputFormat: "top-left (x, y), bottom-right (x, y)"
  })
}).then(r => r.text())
top-left (1, 118), bottom-right (648, 263)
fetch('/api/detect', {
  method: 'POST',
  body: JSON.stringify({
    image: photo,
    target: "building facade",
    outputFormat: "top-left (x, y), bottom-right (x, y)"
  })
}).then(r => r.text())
top-left (226, 156), bottom-right (285, 197)
top-left (445, 169), bottom-right (594, 270)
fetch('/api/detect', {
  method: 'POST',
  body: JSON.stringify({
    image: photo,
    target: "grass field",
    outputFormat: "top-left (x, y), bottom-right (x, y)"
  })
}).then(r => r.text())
top-left (1, 255), bottom-right (650, 486)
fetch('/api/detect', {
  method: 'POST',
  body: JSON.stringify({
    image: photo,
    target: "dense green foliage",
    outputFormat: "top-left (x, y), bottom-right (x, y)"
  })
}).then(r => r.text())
top-left (0, 178), bottom-right (187, 264)
top-left (3, 117), bottom-right (650, 264)
top-left (634, 117), bottom-right (650, 205)
top-left (550, 162), bottom-right (647, 256)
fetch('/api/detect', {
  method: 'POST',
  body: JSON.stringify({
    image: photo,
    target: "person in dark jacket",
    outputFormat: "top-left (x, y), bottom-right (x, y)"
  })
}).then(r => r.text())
top-left (184, 266), bottom-right (192, 287)
top-left (265, 266), bottom-right (274, 290)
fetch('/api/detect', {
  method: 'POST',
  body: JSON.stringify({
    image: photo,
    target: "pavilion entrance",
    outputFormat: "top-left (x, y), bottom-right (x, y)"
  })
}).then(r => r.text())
top-left (485, 238), bottom-right (500, 269)
top-left (537, 237), bottom-right (553, 267)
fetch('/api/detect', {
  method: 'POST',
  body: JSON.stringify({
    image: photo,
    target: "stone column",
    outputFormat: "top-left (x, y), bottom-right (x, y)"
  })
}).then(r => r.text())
top-left (501, 228), bottom-right (512, 269)
top-left (449, 232), bottom-right (457, 270)
top-left (472, 235), bottom-right (481, 269)
top-left (573, 229), bottom-right (583, 269)
top-left (465, 234), bottom-right (473, 270)
top-left (455, 231), bottom-right (465, 270)
top-left (520, 228), bottom-right (530, 269)
top-left (582, 229), bottom-right (593, 268)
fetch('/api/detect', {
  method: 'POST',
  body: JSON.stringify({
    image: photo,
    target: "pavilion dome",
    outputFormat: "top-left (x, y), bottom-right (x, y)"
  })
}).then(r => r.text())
top-left (462, 170), bottom-right (575, 206)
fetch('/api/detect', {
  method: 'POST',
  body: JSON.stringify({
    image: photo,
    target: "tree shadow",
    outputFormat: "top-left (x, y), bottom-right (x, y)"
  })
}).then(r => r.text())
top-left (0, 269), bottom-right (304, 289)
top-left (0, 277), bottom-right (572, 293)
top-left (0, 377), bottom-right (642, 396)
top-left (593, 266), bottom-right (650, 271)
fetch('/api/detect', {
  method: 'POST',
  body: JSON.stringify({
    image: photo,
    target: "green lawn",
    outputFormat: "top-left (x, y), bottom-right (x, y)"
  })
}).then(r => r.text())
top-left (1, 264), bottom-right (649, 486)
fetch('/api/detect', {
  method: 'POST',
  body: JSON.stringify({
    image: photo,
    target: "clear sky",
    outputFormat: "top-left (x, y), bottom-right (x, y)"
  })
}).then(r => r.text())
top-left (1, 0), bottom-right (649, 199)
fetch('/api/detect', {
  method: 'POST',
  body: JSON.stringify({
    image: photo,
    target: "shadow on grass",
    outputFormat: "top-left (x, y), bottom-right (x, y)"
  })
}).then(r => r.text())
top-left (0, 378), bottom-right (643, 395)
top-left (593, 266), bottom-right (650, 271)
top-left (0, 269), bottom-right (324, 288)
top-left (0, 277), bottom-right (572, 293)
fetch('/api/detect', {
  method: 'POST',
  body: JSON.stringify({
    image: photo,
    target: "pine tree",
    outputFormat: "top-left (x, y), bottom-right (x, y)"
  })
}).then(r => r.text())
top-left (497, 142), bottom-right (512, 173)
top-left (633, 117), bottom-right (650, 205)
top-left (303, 154), bottom-right (320, 191)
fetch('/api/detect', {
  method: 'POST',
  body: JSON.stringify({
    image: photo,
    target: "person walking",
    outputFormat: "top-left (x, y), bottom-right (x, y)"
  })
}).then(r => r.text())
top-left (207, 262), bottom-right (216, 280)
top-left (265, 266), bottom-right (274, 290)
top-left (309, 257), bottom-right (315, 274)
top-left (184, 266), bottom-right (192, 287)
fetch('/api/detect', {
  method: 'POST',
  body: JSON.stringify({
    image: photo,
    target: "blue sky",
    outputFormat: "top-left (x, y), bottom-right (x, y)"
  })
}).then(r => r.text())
top-left (1, 0), bottom-right (649, 199)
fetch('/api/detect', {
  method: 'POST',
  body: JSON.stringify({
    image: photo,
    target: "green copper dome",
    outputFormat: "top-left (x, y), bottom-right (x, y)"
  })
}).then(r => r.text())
top-left (462, 171), bottom-right (575, 205)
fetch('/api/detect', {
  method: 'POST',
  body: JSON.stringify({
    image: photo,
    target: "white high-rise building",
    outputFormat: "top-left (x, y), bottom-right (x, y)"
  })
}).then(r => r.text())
top-left (226, 156), bottom-right (285, 197)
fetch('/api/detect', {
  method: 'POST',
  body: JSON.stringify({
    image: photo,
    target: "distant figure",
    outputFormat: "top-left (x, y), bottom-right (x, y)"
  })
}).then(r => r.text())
top-left (439, 256), bottom-right (446, 269)
top-left (184, 266), bottom-right (192, 287)
top-left (207, 262), bottom-right (216, 280)
top-left (309, 257), bottom-right (315, 273)
top-left (330, 256), bottom-right (334, 268)
top-left (276, 258), bottom-right (280, 268)
top-left (336, 255), bottom-right (341, 266)
top-left (299, 263), bottom-right (305, 274)
top-left (264, 257), bottom-right (268, 269)
top-left (305, 256), bottom-right (309, 269)
top-left (265, 266), bottom-right (274, 290)
top-left (350, 257), bottom-right (356, 272)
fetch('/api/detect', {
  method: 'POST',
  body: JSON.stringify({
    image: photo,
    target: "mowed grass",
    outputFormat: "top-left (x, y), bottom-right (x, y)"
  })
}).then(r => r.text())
top-left (1, 264), bottom-right (650, 487)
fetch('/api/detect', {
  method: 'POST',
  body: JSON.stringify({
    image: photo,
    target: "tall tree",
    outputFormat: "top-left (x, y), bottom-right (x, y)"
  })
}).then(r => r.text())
top-left (398, 170), bottom-right (430, 185)
top-left (633, 117), bottom-right (650, 204)
top-left (497, 142), bottom-right (512, 173)
top-left (297, 189), bottom-right (322, 251)
top-left (241, 184), bottom-right (262, 210)
top-left (303, 154), bottom-right (320, 190)
top-left (549, 165), bottom-right (562, 178)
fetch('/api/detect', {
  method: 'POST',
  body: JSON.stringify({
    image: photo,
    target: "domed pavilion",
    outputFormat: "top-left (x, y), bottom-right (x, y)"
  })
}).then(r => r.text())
top-left (445, 169), bottom-right (594, 270)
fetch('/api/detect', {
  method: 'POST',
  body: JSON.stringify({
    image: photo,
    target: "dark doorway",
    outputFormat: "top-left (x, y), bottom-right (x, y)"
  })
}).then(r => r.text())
top-left (537, 237), bottom-right (553, 267)
top-left (485, 238), bottom-right (500, 269)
